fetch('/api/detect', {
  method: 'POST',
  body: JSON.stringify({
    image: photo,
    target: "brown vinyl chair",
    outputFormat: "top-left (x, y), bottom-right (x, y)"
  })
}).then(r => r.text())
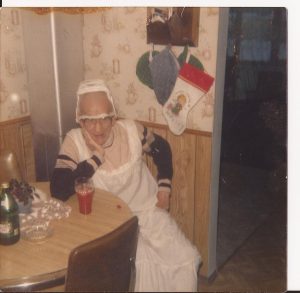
top-left (65, 216), bottom-right (139, 292)
top-left (0, 149), bottom-right (23, 184)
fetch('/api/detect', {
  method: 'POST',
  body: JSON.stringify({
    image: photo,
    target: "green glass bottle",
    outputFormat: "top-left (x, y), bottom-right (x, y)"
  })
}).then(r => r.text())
top-left (0, 182), bottom-right (20, 245)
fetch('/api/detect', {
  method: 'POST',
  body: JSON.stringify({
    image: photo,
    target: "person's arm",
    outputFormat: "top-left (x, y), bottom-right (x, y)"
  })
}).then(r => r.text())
top-left (135, 121), bottom-right (173, 208)
top-left (50, 134), bottom-right (104, 201)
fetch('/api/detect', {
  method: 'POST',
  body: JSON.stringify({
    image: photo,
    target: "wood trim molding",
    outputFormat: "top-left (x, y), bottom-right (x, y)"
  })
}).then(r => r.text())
top-left (0, 116), bottom-right (31, 126)
top-left (137, 120), bottom-right (212, 137)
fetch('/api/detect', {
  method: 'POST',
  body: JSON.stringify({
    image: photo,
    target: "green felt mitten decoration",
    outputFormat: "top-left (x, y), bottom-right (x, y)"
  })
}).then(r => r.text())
top-left (136, 50), bottom-right (160, 89)
top-left (177, 45), bottom-right (204, 71)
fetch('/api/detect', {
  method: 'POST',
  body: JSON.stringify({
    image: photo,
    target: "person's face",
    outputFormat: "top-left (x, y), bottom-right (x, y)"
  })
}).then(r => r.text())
top-left (78, 91), bottom-right (116, 146)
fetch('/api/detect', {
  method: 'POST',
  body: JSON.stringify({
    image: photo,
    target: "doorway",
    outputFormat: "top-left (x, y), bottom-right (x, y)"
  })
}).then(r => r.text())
top-left (217, 7), bottom-right (287, 268)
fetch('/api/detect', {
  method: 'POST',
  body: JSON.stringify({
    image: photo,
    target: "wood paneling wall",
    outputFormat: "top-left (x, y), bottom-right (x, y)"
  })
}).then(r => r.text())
top-left (0, 116), bottom-right (36, 182)
top-left (194, 134), bottom-right (213, 276)
top-left (141, 121), bottom-right (213, 277)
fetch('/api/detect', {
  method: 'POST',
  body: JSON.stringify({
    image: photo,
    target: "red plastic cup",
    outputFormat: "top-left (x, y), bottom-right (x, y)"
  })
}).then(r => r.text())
top-left (74, 177), bottom-right (94, 215)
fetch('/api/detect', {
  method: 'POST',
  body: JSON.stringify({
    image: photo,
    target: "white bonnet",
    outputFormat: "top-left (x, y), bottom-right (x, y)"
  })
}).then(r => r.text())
top-left (75, 79), bottom-right (117, 123)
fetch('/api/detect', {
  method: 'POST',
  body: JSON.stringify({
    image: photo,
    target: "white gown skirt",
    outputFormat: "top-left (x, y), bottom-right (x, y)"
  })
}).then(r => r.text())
top-left (133, 206), bottom-right (201, 292)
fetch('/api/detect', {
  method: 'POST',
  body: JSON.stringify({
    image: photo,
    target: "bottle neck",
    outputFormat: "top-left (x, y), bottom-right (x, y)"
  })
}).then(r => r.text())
top-left (0, 188), bottom-right (18, 212)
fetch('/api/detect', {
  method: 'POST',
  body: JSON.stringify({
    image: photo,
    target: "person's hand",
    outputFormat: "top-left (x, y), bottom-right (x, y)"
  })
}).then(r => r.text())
top-left (81, 128), bottom-right (105, 157)
top-left (156, 190), bottom-right (170, 211)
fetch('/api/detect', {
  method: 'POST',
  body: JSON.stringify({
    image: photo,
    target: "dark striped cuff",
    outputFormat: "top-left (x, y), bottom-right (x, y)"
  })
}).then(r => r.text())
top-left (158, 179), bottom-right (172, 193)
top-left (86, 151), bottom-right (105, 171)
top-left (91, 155), bottom-right (101, 166)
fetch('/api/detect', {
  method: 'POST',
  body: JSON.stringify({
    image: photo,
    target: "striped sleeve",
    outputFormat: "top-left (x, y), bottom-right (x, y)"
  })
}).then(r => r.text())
top-left (50, 134), bottom-right (104, 201)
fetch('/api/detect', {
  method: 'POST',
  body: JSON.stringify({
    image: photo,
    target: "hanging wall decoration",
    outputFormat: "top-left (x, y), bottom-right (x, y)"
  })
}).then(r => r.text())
top-left (136, 44), bottom-right (215, 134)
top-left (146, 7), bottom-right (200, 47)
top-left (135, 8), bottom-right (215, 134)
top-left (177, 45), bottom-right (204, 70)
top-left (149, 46), bottom-right (180, 105)
top-left (136, 49), bottom-right (160, 90)
top-left (162, 62), bottom-right (215, 135)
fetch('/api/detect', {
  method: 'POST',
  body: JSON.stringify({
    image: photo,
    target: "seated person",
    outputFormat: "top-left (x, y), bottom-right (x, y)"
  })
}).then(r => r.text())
top-left (50, 79), bottom-right (201, 292)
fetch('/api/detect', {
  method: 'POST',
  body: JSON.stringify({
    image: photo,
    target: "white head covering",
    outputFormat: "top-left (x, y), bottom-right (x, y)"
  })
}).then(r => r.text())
top-left (76, 79), bottom-right (117, 123)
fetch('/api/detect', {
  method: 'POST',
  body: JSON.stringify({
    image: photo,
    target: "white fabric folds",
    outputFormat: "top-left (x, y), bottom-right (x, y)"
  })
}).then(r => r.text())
top-left (134, 207), bottom-right (201, 292)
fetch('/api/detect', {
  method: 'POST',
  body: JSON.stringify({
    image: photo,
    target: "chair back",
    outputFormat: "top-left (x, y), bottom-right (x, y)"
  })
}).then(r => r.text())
top-left (65, 216), bottom-right (139, 292)
top-left (0, 149), bottom-right (22, 184)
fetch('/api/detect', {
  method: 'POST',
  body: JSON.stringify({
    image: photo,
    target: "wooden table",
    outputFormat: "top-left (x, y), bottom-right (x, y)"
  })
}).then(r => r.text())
top-left (0, 182), bottom-right (133, 291)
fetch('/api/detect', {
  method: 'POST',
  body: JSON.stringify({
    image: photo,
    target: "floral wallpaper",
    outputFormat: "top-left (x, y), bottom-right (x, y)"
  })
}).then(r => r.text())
top-left (0, 7), bottom-right (219, 133)
top-left (0, 8), bottom-right (30, 122)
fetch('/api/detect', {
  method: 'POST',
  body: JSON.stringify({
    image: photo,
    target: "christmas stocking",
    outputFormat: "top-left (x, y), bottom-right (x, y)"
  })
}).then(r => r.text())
top-left (163, 62), bottom-right (215, 135)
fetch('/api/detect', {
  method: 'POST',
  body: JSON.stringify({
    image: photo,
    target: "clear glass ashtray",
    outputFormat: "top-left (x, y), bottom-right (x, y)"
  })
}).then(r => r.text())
top-left (21, 221), bottom-right (53, 242)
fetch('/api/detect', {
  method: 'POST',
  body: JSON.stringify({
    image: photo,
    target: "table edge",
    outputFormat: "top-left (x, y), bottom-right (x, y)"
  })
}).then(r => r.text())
top-left (0, 269), bottom-right (66, 291)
